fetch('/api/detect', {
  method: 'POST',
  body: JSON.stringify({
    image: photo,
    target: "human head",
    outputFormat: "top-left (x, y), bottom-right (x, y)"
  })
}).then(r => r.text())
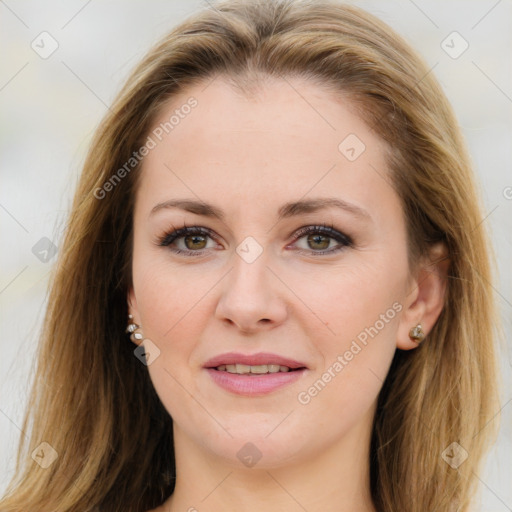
top-left (127, 74), bottom-right (439, 511)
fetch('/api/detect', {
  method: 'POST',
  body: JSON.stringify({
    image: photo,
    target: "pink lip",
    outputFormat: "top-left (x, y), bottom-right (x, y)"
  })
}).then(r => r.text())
top-left (203, 352), bottom-right (308, 369)
top-left (205, 368), bottom-right (307, 396)
top-left (203, 352), bottom-right (309, 396)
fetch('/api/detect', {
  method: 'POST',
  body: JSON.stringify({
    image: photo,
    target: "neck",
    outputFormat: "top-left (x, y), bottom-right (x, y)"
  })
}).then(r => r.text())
top-left (162, 404), bottom-right (378, 512)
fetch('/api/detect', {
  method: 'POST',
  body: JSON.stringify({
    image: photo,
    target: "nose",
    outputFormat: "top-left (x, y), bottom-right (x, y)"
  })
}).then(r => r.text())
top-left (214, 250), bottom-right (288, 334)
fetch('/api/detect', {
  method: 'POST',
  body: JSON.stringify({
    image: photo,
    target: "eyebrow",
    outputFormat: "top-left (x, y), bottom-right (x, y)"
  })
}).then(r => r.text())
top-left (150, 197), bottom-right (372, 223)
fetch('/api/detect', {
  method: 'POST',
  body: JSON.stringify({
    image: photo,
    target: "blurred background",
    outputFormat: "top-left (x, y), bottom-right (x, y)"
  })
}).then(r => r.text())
top-left (1, 0), bottom-right (511, 509)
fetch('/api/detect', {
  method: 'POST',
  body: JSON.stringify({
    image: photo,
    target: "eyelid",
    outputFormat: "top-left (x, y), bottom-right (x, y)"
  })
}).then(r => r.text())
top-left (155, 225), bottom-right (217, 248)
top-left (291, 223), bottom-right (353, 245)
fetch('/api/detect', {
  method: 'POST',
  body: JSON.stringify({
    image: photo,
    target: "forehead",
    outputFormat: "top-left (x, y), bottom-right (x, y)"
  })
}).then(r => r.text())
top-left (135, 76), bottom-right (399, 225)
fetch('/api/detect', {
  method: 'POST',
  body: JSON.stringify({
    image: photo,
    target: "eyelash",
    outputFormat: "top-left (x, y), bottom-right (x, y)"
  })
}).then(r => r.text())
top-left (155, 223), bottom-right (354, 257)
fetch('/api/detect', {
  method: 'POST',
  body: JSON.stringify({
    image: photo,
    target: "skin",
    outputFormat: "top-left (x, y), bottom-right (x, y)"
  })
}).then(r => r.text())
top-left (127, 75), bottom-right (448, 512)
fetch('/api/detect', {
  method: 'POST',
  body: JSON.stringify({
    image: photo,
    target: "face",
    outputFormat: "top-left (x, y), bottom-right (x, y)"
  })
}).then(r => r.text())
top-left (128, 75), bottom-right (416, 468)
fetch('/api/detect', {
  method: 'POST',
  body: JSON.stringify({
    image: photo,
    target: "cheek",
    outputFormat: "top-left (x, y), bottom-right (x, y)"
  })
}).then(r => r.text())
top-left (130, 251), bottom-right (204, 397)
top-left (132, 235), bottom-right (211, 334)
top-left (291, 253), bottom-right (405, 403)
top-left (132, 261), bottom-right (208, 419)
top-left (286, 251), bottom-right (406, 341)
top-left (294, 279), bottom-right (401, 435)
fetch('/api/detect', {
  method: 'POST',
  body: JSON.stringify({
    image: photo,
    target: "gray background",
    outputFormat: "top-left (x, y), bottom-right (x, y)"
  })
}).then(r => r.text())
top-left (1, 0), bottom-right (511, 510)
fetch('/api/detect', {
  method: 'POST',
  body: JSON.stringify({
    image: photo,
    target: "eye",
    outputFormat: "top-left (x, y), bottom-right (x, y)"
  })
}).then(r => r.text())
top-left (156, 225), bottom-right (218, 256)
top-left (155, 223), bottom-right (353, 257)
top-left (290, 223), bottom-right (353, 256)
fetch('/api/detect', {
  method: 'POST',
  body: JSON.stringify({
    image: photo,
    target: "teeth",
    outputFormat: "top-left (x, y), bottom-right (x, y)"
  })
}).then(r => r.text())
top-left (236, 364), bottom-right (251, 374)
top-left (249, 364), bottom-right (268, 374)
top-left (215, 364), bottom-right (294, 374)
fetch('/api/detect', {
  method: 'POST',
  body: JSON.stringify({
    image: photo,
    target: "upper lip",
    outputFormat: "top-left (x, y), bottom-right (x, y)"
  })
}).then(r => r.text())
top-left (203, 352), bottom-right (308, 369)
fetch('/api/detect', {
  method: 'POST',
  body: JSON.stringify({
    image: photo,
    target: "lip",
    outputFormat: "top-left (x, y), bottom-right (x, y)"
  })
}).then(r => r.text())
top-left (203, 352), bottom-right (309, 396)
top-left (205, 368), bottom-right (308, 396)
top-left (203, 352), bottom-right (308, 370)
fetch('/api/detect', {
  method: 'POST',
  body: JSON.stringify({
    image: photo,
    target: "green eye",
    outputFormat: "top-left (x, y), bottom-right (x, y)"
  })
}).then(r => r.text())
top-left (291, 224), bottom-right (353, 256)
top-left (157, 223), bottom-right (353, 257)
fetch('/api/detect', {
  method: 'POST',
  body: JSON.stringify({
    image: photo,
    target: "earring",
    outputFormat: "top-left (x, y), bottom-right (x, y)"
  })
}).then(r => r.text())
top-left (409, 323), bottom-right (425, 343)
top-left (126, 314), bottom-right (144, 343)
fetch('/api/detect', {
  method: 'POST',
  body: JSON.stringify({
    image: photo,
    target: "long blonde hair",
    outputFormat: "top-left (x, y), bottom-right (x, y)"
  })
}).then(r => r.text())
top-left (0, 1), bottom-right (501, 511)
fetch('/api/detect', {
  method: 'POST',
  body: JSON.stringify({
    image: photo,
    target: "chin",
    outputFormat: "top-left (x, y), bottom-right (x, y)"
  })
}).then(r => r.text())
top-left (198, 428), bottom-right (311, 470)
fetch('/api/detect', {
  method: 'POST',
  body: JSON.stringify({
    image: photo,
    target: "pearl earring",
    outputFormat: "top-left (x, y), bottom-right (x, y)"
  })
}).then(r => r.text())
top-left (126, 314), bottom-right (144, 343)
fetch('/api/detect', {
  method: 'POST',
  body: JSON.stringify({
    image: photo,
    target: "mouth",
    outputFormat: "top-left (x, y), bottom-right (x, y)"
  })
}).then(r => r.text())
top-left (212, 363), bottom-right (304, 375)
top-left (203, 351), bottom-right (308, 372)
top-left (203, 352), bottom-right (309, 396)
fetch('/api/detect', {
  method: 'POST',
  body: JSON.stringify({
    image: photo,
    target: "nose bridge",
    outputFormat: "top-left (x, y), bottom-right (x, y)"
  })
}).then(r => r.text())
top-left (215, 242), bottom-right (287, 331)
top-left (226, 244), bottom-right (273, 304)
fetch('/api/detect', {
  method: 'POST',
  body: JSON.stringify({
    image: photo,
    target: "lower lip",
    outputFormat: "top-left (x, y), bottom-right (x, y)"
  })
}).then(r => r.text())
top-left (205, 368), bottom-right (307, 396)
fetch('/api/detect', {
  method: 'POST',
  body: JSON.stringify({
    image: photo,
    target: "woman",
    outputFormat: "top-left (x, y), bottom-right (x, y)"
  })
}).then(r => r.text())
top-left (0, 0), bottom-right (501, 511)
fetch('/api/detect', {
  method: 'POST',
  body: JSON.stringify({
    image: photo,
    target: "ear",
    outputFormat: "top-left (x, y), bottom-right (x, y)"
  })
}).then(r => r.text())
top-left (127, 286), bottom-right (143, 347)
top-left (397, 242), bottom-right (450, 350)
